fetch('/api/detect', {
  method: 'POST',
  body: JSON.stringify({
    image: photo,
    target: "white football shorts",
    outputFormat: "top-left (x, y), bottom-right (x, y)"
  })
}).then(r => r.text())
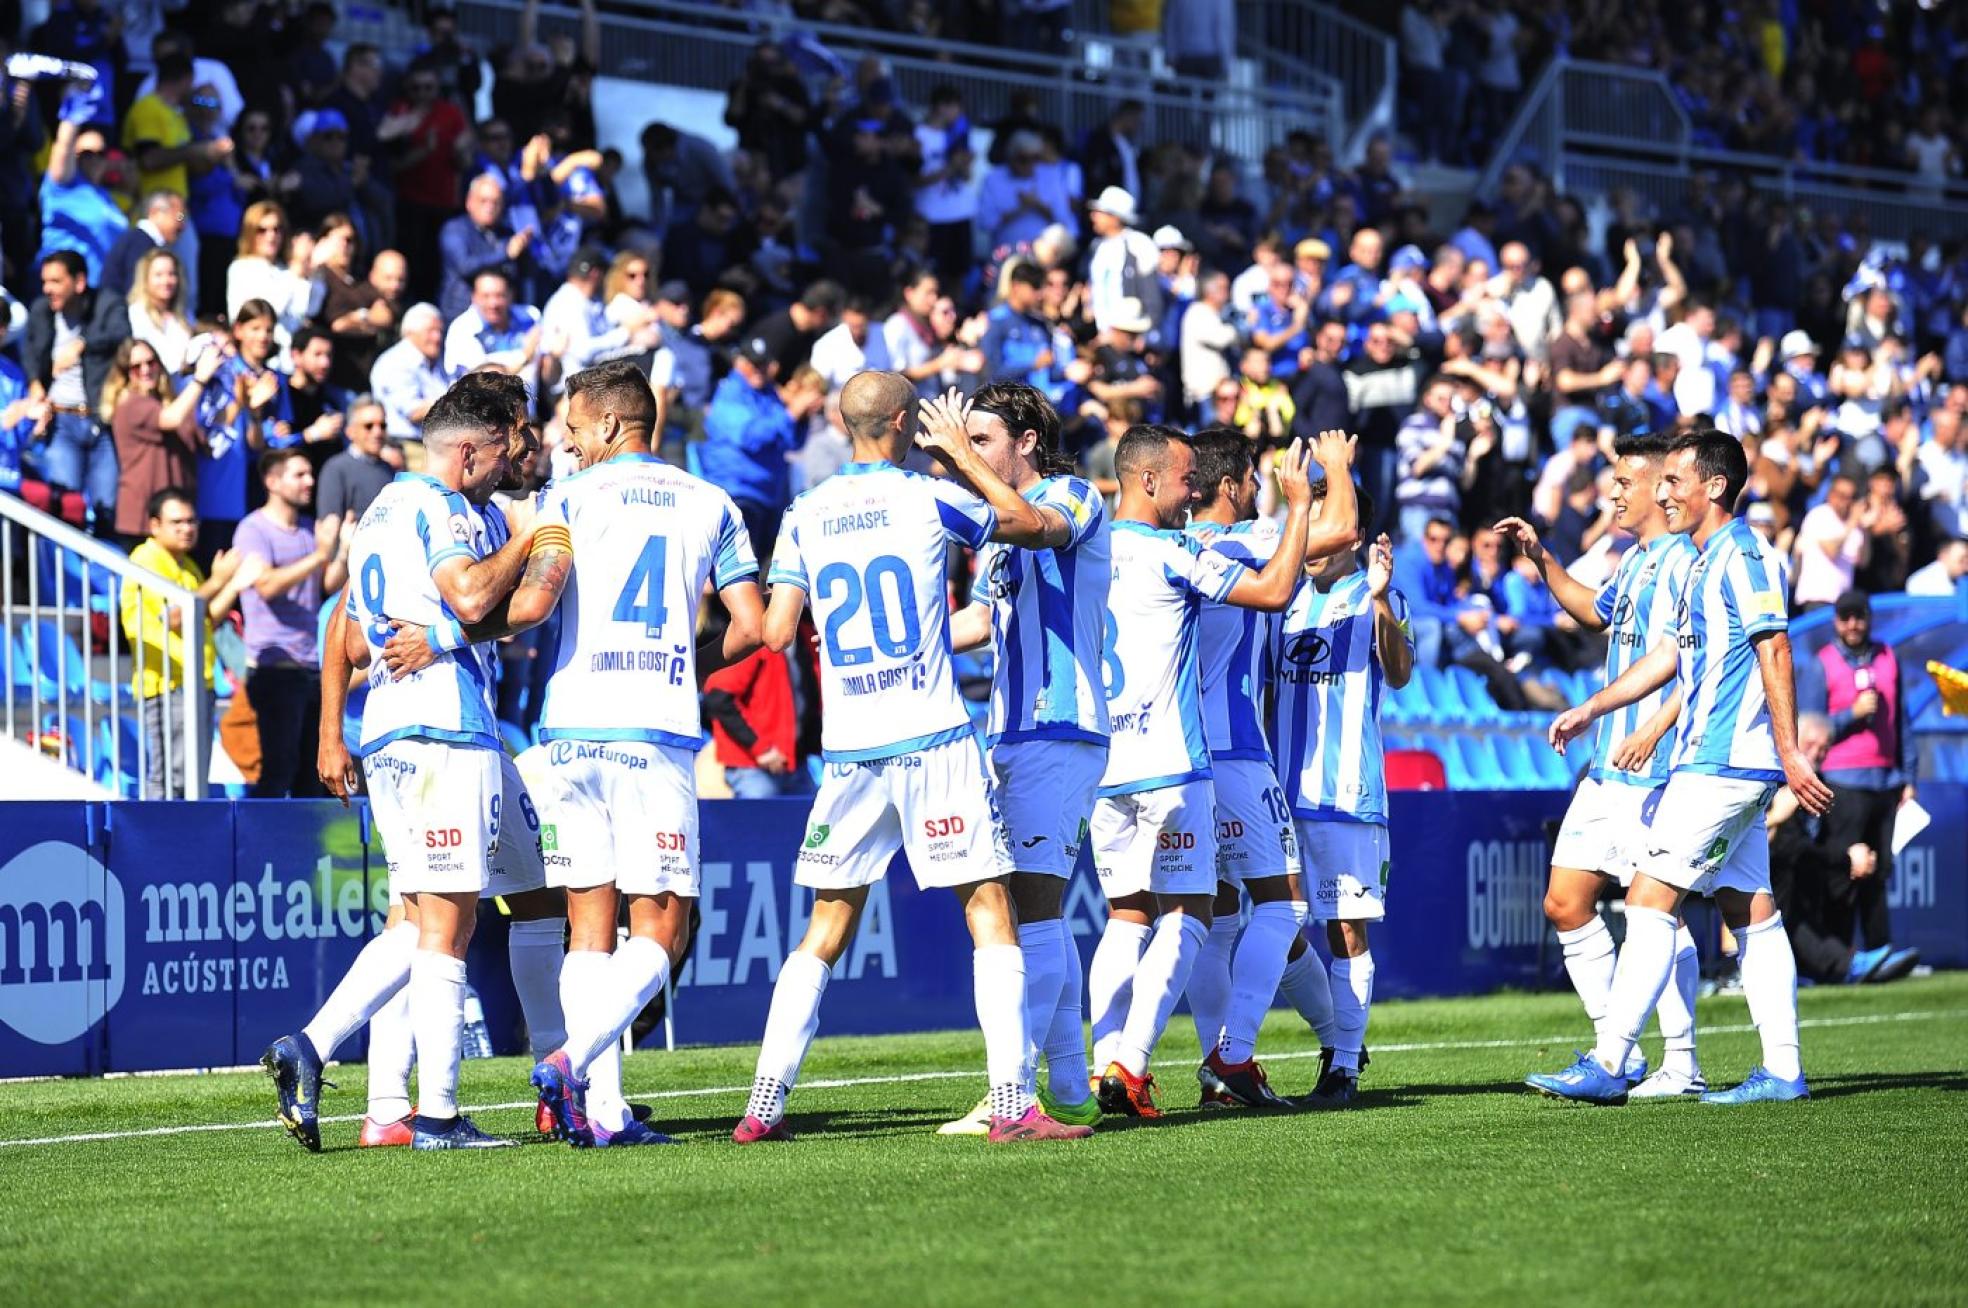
top-left (519, 739), bottom-right (700, 897)
top-left (1295, 818), bottom-right (1390, 922)
top-left (1091, 779), bottom-right (1218, 898)
top-left (1211, 757), bottom-right (1300, 887)
top-left (366, 739), bottom-right (544, 898)
top-left (991, 738), bottom-right (1106, 878)
top-left (1637, 772), bottom-right (1776, 897)
top-left (1551, 775), bottom-right (1666, 887)
top-left (794, 736), bottom-right (1013, 891)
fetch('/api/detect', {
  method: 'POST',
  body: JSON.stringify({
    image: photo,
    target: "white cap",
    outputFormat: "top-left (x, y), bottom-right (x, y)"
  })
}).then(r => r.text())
top-left (1107, 297), bottom-right (1153, 334)
top-left (1088, 185), bottom-right (1138, 227)
top-left (1779, 329), bottom-right (1818, 360)
top-left (1152, 224), bottom-right (1191, 251)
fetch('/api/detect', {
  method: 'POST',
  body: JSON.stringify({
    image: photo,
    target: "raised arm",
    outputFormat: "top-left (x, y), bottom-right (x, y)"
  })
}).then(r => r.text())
top-left (1494, 515), bottom-right (1608, 630)
top-left (1755, 628), bottom-right (1833, 815)
top-left (1222, 438), bottom-right (1315, 612)
top-left (1301, 428), bottom-right (1360, 560)
top-left (1365, 534), bottom-right (1413, 690)
top-left (913, 389), bottom-right (1057, 547)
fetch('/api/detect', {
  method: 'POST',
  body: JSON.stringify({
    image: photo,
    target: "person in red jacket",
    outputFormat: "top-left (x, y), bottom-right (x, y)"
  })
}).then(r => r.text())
top-left (703, 642), bottom-right (806, 797)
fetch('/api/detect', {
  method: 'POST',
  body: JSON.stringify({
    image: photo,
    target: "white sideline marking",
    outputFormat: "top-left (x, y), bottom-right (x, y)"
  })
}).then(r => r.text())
top-left (0, 1008), bottom-right (1959, 1151)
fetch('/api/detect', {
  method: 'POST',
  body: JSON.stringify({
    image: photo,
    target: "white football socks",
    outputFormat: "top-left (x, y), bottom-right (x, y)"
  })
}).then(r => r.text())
top-left (1328, 950), bottom-right (1375, 1073)
top-left (1557, 916), bottom-right (1617, 1042)
top-left (1115, 913), bottom-right (1209, 1078)
top-left (506, 917), bottom-right (567, 1059)
top-left (1278, 940), bottom-right (1338, 1046)
top-left (1220, 901), bottom-right (1308, 1064)
top-left (974, 944), bottom-right (1034, 1118)
top-left (1017, 920), bottom-right (1068, 1094)
top-left (1088, 918), bottom-right (1152, 1072)
top-left (748, 950), bottom-right (831, 1125)
top-left (409, 950), bottom-right (467, 1119)
top-left (1187, 914), bottom-right (1239, 1055)
top-left (560, 938), bottom-right (671, 1132)
top-left (1043, 925), bottom-right (1092, 1103)
top-left (365, 988), bottom-right (414, 1123)
top-left (1735, 913), bottom-right (1803, 1081)
top-left (1656, 923), bottom-right (1701, 1078)
top-left (302, 920), bottom-right (416, 1059)
top-left (1593, 906), bottom-right (1677, 1074)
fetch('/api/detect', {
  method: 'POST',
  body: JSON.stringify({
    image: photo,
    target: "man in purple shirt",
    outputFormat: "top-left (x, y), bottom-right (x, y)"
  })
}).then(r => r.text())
top-left (233, 447), bottom-right (351, 797)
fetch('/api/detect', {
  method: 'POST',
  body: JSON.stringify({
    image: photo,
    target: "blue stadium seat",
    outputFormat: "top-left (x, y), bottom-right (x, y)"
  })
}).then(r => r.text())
top-left (37, 537), bottom-right (120, 615)
top-left (1452, 734), bottom-right (1511, 789)
top-left (1415, 665), bottom-right (1465, 722)
top-left (98, 715), bottom-right (143, 797)
top-left (1383, 671), bottom-right (1433, 724)
top-left (1490, 733), bottom-right (1542, 789)
top-left (1420, 733), bottom-right (1477, 789)
top-left (1528, 733), bottom-right (1577, 789)
top-left (1446, 664), bottom-right (1502, 721)
top-left (18, 619), bottom-right (113, 705)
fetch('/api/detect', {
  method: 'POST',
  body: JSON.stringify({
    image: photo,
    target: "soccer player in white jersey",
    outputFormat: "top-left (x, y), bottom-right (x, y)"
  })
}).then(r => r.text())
top-left (301, 377), bottom-right (572, 1149)
top-left (1089, 424), bottom-right (1351, 1119)
top-left (735, 371), bottom-right (1090, 1144)
top-left (264, 382), bottom-right (546, 1151)
top-left (1269, 478), bottom-right (1412, 1108)
top-left (1536, 429), bottom-right (1831, 1105)
top-left (1183, 427), bottom-right (1358, 1110)
top-left (933, 381), bottom-right (1111, 1135)
top-left (437, 360), bottom-right (765, 1148)
top-left (1499, 435), bottom-right (1707, 1098)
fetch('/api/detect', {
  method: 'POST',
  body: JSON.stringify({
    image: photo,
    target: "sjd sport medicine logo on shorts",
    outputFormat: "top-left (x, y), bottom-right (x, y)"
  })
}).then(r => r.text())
top-left (0, 841), bottom-right (125, 1045)
top-left (804, 824), bottom-right (832, 850)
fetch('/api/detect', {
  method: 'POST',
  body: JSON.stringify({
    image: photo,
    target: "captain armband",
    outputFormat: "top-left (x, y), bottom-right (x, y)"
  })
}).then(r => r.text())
top-left (529, 524), bottom-right (573, 559)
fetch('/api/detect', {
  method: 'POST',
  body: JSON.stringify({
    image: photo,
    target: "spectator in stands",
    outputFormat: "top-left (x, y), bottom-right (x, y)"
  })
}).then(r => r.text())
top-left (1792, 472), bottom-right (1872, 610)
top-left (285, 327), bottom-right (350, 475)
top-left (384, 64), bottom-right (474, 304)
top-left (24, 250), bottom-right (121, 515)
top-left (702, 337), bottom-right (800, 560)
top-left (1290, 318), bottom-right (1350, 442)
top-left (314, 397), bottom-right (393, 522)
top-left (724, 40), bottom-right (814, 183)
top-left (542, 248), bottom-right (659, 376)
top-left (1919, 405), bottom-right (1968, 540)
top-left (661, 187), bottom-right (742, 300)
top-left (1394, 374), bottom-right (1467, 543)
top-left (122, 55), bottom-right (218, 262)
top-left (752, 281), bottom-right (844, 378)
top-left (1086, 186), bottom-right (1162, 335)
top-left (1345, 318), bottom-right (1435, 534)
top-left (226, 201), bottom-right (311, 352)
top-left (1393, 514), bottom-right (1458, 671)
top-left (1179, 269), bottom-right (1239, 420)
top-left (1081, 100), bottom-right (1143, 205)
top-left (370, 302), bottom-right (457, 444)
top-left (1857, 467), bottom-right (1913, 594)
top-left (978, 132), bottom-right (1076, 254)
top-left (445, 269), bottom-right (551, 392)
top-left (1231, 346), bottom-right (1293, 447)
top-left (0, 38), bottom-right (45, 291)
top-left (1250, 262), bottom-right (1310, 384)
top-left (121, 487), bottom-right (254, 799)
top-left (1905, 537), bottom-right (1968, 598)
top-left (703, 644), bottom-right (807, 798)
top-left (1797, 590), bottom-right (1920, 969)
top-left (1548, 291), bottom-right (1621, 437)
top-left (38, 90), bottom-right (128, 286)
top-left (437, 173), bottom-right (529, 326)
top-left (103, 337), bottom-right (220, 544)
top-left (652, 282), bottom-right (726, 440)
top-left (640, 121), bottom-right (736, 239)
top-left (234, 447), bottom-right (349, 799)
top-left (101, 190), bottom-right (194, 309)
top-left (312, 218), bottom-right (394, 392)
top-left (980, 263), bottom-right (1054, 389)
top-left (325, 42), bottom-right (389, 165)
top-left (912, 86), bottom-right (977, 288)
top-left (120, 247), bottom-right (194, 374)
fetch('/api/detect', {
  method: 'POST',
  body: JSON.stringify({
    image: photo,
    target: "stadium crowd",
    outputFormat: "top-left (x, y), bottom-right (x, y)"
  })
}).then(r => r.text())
top-left (0, 0), bottom-right (1962, 800)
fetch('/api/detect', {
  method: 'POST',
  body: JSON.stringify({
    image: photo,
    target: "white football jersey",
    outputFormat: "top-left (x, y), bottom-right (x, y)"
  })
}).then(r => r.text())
top-left (345, 473), bottom-right (504, 756)
top-left (536, 452), bottom-right (758, 749)
top-left (769, 460), bottom-right (996, 762)
top-left (1186, 516), bottom-right (1282, 762)
top-left (1098, 521), bottom-right (1247, 796)
top-left (1670, 517), bottom-right (1790, 782)
top-left (972, 475), bottom-right (1112, 747)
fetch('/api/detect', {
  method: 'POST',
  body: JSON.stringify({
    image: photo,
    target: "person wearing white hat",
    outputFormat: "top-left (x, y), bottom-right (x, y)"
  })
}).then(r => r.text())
top-left (1154, 224), bottom-right (1197, 303)
top-left (1087, 186), bottom-right (1163, 335)
top-left (1777, 329), bottom-right (1831, 408)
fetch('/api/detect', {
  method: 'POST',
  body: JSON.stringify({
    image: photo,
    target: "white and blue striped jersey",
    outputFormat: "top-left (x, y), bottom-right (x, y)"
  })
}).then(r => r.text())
top-left (1588, 531), bottom-right (1697, 786)
top-left (1099, 521), bottom-right (1247, 796)
top-left (1269, 570), bottom-right (1411, 825)
top-left (345, 473), bottom-right (503, 756)
top-left (1669, 517), bottom-right (1790, 782)
top-left (770, 461), bottom-right (996, 762)
top-left (536, 452), bottom-right (757, 749)
top-left (973, 475), bottom-right (1112, 747)
top-left (1187, 517), bottom-right (1283, 762)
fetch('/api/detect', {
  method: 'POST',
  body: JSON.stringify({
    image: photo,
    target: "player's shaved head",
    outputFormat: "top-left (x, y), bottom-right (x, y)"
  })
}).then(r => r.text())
top-left (1114, 423), bottom-right (1189, 480)
top-left (839, 370), bottom-right (917, 447)
top-left (566, 358), bottom-right (659, 431)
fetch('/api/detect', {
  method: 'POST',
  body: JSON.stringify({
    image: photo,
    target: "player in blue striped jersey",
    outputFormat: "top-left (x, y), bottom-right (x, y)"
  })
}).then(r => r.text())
top-left (1181, 428), bottom-right (1323, 1110)
top-left (737, 373), bottom-right (1092, 1144)
top-left (1267, 479), bottom-right (1412, 1107)
top-left (1498, 434), bottom-right (1709, 1099)
top-left (1538, 430), bottom-right (1832, 1106)
top-left (1088, 424), bottom-right (1355, 1119)
top-left (937, 382), bottom-right (1112, 1133)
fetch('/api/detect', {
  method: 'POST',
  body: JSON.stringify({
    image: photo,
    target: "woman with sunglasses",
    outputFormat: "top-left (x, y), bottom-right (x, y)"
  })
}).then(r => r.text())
top-left (102, 336), bottom-right (224, 543)
top-left (228, 199), bottom-right (314, 355)
top-left (126, 246), bottom-right (196, 374)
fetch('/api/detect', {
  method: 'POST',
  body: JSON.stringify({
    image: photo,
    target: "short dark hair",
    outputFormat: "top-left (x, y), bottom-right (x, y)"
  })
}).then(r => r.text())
top-left (292, 325), bottom-right (331, 356)
top-left (1190, 426), bottom-right (1253, 510)
top-left (424, 380), bottom-right (516, 445)
top-left (343, 41), bottom-right (380, 70)
top-left (971, 381), bottom-right (1066, 476)
top-left (642, 122), bottom-right (679, 152)
top-left (260, 446), bottom-right (309, 482)
top-left (471, 266), bottom-right (512, 292)
top-left (155, 52), bottom-right (194, 86)
top-left (40, 250), bottom-right (86, 280)
top-left (1007, 261), bottom-right (1045, 292)
top-left (450, 369), bottom-right (528, 428)
top-left (800, 279), bottom-right (845, 314)
top-left (145, 487), bottom-right (195, 522)
top-left (1114, 424), bottom-right (1189, 480)
top-left (232, 297), bottom-right (277, 328)
top-left (1833, 588), bottom-right (1871, 620)
top-left (566, 359), bottom-right (658, 429)
top-left (1309, 476), bottom-right (1373, 534)
top-left (1613, 433), bottom-right (1673, 461)
top-left (1669, 428), bottom-right (1749, 510)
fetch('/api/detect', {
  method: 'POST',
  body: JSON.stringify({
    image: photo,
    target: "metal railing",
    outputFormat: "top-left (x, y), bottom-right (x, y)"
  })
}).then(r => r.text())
top-left (1233, 0), bottom-right (1396, 154)
top-left (1481, 59), bottom-right (1968, 243)
top-left (1, 493), bottom-right (210, 799)
top-left (456, 0), bottom-right (1342, 161)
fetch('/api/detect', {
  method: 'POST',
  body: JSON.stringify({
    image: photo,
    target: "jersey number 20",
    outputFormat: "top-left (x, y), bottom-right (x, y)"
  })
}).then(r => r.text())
top-left (816, 555), bottom-right (919, 666)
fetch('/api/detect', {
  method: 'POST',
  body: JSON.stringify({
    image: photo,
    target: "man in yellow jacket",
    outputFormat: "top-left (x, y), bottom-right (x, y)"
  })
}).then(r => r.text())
top-left (120, 486), bottom-right (256, 796)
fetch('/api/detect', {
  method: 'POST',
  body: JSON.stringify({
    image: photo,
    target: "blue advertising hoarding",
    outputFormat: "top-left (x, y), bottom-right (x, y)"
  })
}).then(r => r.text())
top-left (0, 787), bottom-right (1960, 1077)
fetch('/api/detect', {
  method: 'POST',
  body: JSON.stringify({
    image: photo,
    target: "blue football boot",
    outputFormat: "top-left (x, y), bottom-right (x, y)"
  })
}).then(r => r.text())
top-left (261, 1033), bottom-right (331, 1152)
top-left (411, 1114), bottom-right (514, 1149)
top-left (1525, 1051), bottom-right (1630, 1104)
top-left (1700, 1067), bottom-right (1809, 1105)
top-left (592, 1118), bottom-right (678, 1147)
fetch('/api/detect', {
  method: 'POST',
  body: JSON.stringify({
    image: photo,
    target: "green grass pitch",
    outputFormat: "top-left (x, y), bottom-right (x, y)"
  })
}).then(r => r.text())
top-left (2, 974), bottom-right (1964, 1306)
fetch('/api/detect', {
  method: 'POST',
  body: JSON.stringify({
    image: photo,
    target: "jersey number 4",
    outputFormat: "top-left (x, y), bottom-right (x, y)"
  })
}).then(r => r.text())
top-left (614, 535), bottom-right (671, 638)
top-left (816, 555), bottom-right (920, 667)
